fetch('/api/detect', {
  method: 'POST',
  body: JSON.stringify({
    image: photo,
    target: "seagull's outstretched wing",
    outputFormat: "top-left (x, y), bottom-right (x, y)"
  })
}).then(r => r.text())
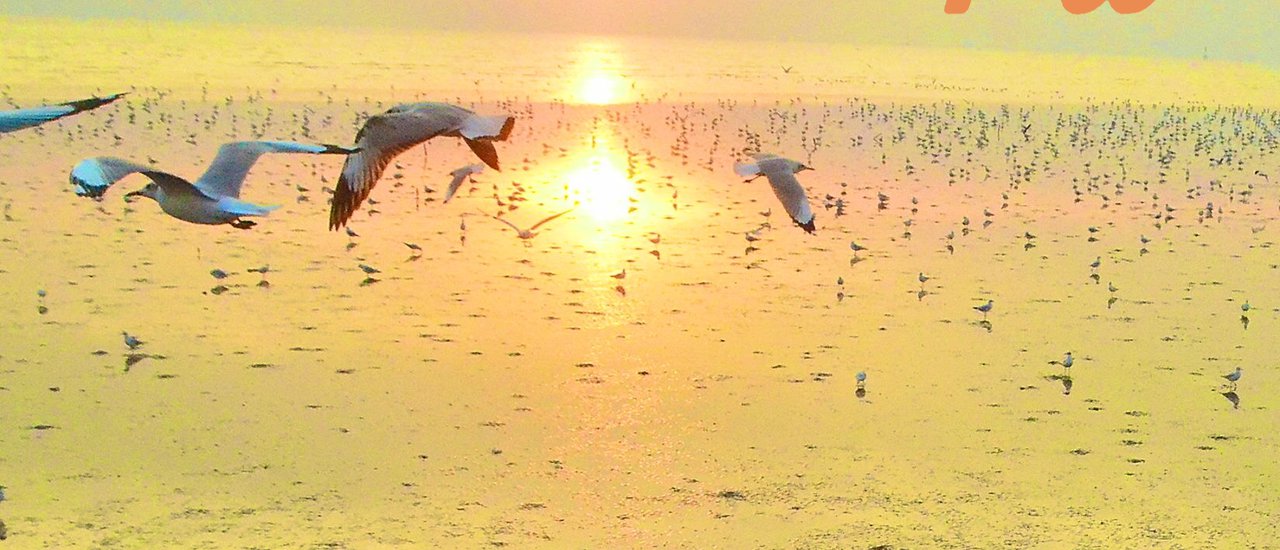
top-left (330, 104), bottom-right (514, 229)
top-left (70, 156), bottom-right (157, 198)
top-left (195, 141), bottom-right (355, 199)
top-left (480, 210), bottom-right (522, 233)
top-left (528, 207), bottom-right (577, 232)
top-left (0, 93), bottom-right (126, 134)
top-left (444, 163), bottom-right (484, 203)
top-left (330, 112), bottom-right (448, 229)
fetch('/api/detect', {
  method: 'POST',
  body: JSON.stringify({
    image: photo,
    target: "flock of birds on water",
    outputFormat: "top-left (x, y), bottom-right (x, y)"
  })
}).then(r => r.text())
top-left (1, 87), bottom-right (1266, 402)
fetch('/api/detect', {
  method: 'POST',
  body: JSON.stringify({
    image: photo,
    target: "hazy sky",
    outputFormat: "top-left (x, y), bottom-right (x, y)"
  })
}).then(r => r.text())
top-left (4, 0), bottom-right (1276, 66)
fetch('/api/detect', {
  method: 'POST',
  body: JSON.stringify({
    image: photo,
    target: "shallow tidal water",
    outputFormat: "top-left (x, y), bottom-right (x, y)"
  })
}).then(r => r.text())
top-left (0, 16), bottom-right (1278, 548)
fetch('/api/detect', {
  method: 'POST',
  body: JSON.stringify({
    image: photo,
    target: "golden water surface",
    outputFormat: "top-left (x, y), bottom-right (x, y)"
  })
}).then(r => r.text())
top-left (0, 16), bottom-right (1277, 548)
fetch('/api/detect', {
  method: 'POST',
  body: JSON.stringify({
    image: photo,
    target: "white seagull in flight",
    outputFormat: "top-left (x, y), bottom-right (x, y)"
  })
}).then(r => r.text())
top-left (70, 140), bottom-right (355, 228)
top-left (0, 93), bottom-right (126, 134)
top-left (329, 102), bottom-right (515, 229)
top-left (482, 207), bottom-right (577, 240)
top-left (444, 163), bottom-right (485, 203)
top-left (733, 153), bottom-right (816, 233)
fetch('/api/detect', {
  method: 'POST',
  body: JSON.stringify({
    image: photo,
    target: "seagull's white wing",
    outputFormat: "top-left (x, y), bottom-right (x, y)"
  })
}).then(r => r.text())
top-left (733, 161), bottom-right (762, 178)
top-left (330, 111), bottom-right (456, 229)
top-left (444, 163), bottom-right (484, 203)
top-left (760, 168), bottom-right (815, 234)
top-left (195, 141), bottom-right (355, 199)
top-left (0, 93), bottom-right (126, 134)
top-left (480, 210), bottom-right (522, 233)
top-left (70, 156), bottom-right (156, 198)
top-left (216, 197), bottom-right (281, 217)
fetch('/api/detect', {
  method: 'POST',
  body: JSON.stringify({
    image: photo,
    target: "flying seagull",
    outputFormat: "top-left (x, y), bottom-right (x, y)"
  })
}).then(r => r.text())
top-left (0, 93), bottom-right (126, 134)
top-left (733, 153), bottom-right (816, 233)
top-left (71, 140), bottom-right (354, 228)
top-left (444, 163), bottom-right (485, 203)
top-left (482, 207), bottom-right (576, 240)
top-left (329, 102), bottom-right (515, 229)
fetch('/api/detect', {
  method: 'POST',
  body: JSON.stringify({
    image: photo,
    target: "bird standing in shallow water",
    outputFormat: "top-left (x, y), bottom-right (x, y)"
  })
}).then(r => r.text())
top-left (973, 299), bottom-right (994, 319)
top-left (1222, 367), bottom-right (1242, 390)
top-left (1050, 352), bottom-right (1074, 377)
top-left (122, 331), bottom-right (143, 350)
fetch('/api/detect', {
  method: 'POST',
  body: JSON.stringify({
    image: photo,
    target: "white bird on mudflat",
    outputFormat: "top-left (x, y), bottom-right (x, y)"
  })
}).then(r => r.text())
top-left (71, 141), bottom-right (354, 228)
top-left (330, 102), bottom-right (515, 229)
top-left (733, 153), bottom-right (816, 233)
top-left (0, 93), bottom-right (126, 134)
top-left (443, 163), bottom-right (485, 203)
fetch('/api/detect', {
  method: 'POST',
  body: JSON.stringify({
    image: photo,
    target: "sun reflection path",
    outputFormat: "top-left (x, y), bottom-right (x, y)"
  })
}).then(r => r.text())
top-left (563, 123), bottom-right (636, 224)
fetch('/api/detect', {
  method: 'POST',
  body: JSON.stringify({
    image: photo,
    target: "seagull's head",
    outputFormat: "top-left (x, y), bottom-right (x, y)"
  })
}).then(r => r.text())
top-left (797, 163), bottom-right (814, 173)
top-left (124, 182), bottom-right (159, 202)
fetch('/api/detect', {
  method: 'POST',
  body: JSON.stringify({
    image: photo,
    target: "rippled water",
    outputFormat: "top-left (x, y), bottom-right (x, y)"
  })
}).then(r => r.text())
top-left (0, 16), bottom-right (1277, 548)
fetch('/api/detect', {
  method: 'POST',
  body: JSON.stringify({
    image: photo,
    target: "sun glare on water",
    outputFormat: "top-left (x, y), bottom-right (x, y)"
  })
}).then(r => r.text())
top-left (562, 123), bottom-right (635, 223)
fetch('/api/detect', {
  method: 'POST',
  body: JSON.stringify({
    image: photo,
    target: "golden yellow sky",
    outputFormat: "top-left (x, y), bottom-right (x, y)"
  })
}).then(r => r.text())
top-left (1, 1), bottom-right (1274, 66)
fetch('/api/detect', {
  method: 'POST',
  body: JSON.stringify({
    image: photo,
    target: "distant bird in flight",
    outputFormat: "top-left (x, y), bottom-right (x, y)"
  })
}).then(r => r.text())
top-left (0, 93), bottom-right (126, 134)
top-left (482, 207), bottom-right (576, 240)
top-left (330, 102), bottom-right (515, 229)
top-left (71, 140), bottom-right (354, 228)
top-left (444, 163), bottom-right (485, 203)
top-left (733, 153), bottom-right (816, 233)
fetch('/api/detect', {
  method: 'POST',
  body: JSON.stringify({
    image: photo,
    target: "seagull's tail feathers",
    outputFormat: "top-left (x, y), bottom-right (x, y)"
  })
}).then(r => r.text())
top-left (460, 114), bottom-right (515, 141)
top-left (734, 162), bottom-right (761, 178)
top-left (217, 197), bottom-right (280, 217)
top-left (465, 138), bottom-right (503, 171)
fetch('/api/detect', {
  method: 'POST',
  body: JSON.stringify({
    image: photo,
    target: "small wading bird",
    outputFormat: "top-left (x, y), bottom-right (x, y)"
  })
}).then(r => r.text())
top-left (733, 153), bottom-right (816, 233)
top-left (0, 93), bottom-right (126, 134)
top-left (329, 102), bottom-right (515, 229)
top-left (973, 299), bottom-right (994, 319)
top-left (1222, 367), bottom-right (1242, 390)
top-left (481, 207), bottom-right (576, 241)
top-left (122, 331), bottom-right (143, 350)
top-left (71, 141), bottom-right (354, 228)
top-left (1049, 351), bottom-right (1074, 377)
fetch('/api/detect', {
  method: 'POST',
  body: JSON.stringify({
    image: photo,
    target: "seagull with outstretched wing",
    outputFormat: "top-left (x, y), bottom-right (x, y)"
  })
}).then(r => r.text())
top-left (733, 153), bottom-right (816, 233)
top-left (330, 102), bottom-right (515, 229)
top-left (482, 207), bottom-right (576, 240)
top-left (444, 163), bottom-right (485, 203)
top-left (71, 140), bottom-right (355, 229)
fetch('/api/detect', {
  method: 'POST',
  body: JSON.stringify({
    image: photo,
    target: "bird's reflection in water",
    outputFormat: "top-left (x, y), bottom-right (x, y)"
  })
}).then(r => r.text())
top-left (978, 320), bottom-right (993, 333)
top-left (1061, 377), bottom-right (1073, 395)
top-left (1220, 391), bottom-right (1240, 410)
top-left (124, 353), bottom-right (149, 372)
top-left (855, 387), bottom-right (867, 401)
top-left (917, 289), bottom-right (928, 302)
top-left (1240, 315), bottom-right (1249, 330)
